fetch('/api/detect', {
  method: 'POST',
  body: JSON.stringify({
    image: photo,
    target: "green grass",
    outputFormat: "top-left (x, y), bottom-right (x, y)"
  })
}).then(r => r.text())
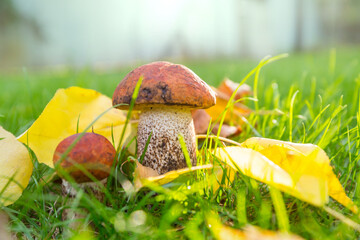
top-left (1, 46), bottom-right (360, 239)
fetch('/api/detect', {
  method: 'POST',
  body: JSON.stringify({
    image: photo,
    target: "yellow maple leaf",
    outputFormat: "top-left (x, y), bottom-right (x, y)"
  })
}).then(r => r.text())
top-left (241, 137), bottom-right (358, 213)
top-left (18, 87), bottom-right (133, 168)
top-left (0, 126), bottom-right (33, 206)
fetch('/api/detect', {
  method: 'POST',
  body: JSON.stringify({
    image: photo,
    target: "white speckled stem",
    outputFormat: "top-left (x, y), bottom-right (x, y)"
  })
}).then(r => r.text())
top-left (61, 179), bottom-right (107, 231)
top-left (62, 178), bottom-right (107, 201)
top-left (137, 106), bottom-right (196, 174)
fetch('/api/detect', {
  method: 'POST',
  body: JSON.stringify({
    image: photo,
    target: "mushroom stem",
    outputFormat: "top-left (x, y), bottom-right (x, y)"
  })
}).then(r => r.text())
top-left (61, 178), bottom-right (107, 231)
top-left (62, 178), bottom-right (107, 202)
top-left (137, 106), bottom-right (196, 174)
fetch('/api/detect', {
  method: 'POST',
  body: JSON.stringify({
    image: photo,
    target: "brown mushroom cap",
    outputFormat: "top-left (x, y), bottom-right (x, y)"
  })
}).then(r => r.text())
top-left (112, 61), bottom-right (216, 110)
top-left (53, 132), bottom-right (116, 183)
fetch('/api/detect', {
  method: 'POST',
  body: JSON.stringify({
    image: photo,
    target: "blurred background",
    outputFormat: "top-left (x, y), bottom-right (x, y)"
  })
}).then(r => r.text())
top-left (1, 0), bottom-right (359, 70)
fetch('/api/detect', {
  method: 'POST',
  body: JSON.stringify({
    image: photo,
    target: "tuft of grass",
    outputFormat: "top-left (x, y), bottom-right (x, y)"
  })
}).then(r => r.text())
top-left (0, 46), bottom-right (359, 239)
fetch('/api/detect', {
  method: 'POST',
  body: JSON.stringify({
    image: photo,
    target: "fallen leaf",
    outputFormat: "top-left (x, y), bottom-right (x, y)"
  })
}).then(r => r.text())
top-left (123, 120), bottom-right (138, 155)
top-left (242, 137), bottom-right (358, 213)
top-left (217, 78), bottom-right (252, 100)
top-left (18, 87), bottom-right (133, 168)
top-left (192, 109), bottom-right (211, 134)
top-left (192, 109), bottom-right (242, 138)
top-left (193, 79), bottom-right (251, 136)
top-left (214, 146), bottom-right (329, 206)
top-left (133, 161), bottom-right (213, 190)
top-left (207, 211), bottom-right (303, 240)
top-left (212, 163), bottom-right (237, 192)
top-left (206, 87), bottom-right (252, 126)
top-left (0, 127), bottom-right (33, 206)
top-left (212, 124), bottom-right (242, 138)
top-left (133, 161), bottom-right (159, 190)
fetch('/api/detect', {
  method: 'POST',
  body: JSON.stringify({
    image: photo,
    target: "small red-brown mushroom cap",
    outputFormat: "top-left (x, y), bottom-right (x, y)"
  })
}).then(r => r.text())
top-left (112, 61), bottom-right (216, 110)
top-left (53, 132), bottom-right (116, 183)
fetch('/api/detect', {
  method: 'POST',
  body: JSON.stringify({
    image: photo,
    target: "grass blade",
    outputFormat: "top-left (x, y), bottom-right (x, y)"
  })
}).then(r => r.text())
top-left (269, 186), bottom-right (289, 232)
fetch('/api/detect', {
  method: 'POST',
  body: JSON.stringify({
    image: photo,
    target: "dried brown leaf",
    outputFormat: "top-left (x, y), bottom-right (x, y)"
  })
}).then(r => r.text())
top-left (218, 78), bottom-right (252, 100)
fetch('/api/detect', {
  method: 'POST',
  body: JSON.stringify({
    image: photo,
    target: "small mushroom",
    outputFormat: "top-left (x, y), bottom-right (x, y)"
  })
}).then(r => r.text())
top-left (53, 132), bottom-right (116, 230)
top-left (53, 132), bottom-right (116, 199)
top-left (113, 61), bottom-right (216, 174)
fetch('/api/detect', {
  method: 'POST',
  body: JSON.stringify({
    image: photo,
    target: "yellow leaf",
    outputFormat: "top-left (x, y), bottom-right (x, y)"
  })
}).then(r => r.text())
top-left (242, 137), bottom-right (358, 213)
top-left (206, 87), bottom-right (251, 126)
top-left (18, 87), bottom-right (133, 168)
top-left (206, 211), bottom-right (303, 240)
top-left (211, 162), bottom-right (237, 192)
top-left (133, 160), bottom-right (235, 195)
top-left (133, 161), bottom-right (213, 190)
top-left (0, 126), bottom-right (33, 206)
top-left (133, 161), bottom-right (159, 190)
top-left (215, 146), bottom-right (328, 206)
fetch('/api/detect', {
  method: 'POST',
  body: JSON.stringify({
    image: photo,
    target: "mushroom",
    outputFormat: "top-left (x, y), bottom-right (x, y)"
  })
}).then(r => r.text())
top-left (53, 132), bottom-right (116, 199)
top-left (53, 132), bottom-right (116, 229)
top-left (112, 61), bottom-right (216, 174)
